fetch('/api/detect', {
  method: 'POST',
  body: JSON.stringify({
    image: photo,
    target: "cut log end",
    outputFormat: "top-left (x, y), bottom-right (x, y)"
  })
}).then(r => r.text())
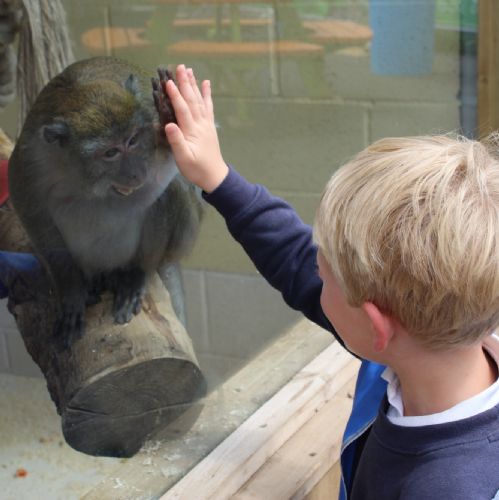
top-left (63, 357), bottom-right (206, 457)
top-left (10, 272), bottom-right (206, 457)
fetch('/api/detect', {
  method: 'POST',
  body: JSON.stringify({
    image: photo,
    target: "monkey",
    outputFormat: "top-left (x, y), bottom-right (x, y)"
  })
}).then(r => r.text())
top-left (8, 56), bottom-right (203, 347)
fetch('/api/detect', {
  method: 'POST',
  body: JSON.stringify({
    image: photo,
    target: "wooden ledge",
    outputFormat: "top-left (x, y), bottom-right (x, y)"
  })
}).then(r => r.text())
top-left (161, 342), bottom-right (358, 499)
top-left (167, 39), bottom-right (324, 58)
top-left (83, 320), bottom-right (349, 499)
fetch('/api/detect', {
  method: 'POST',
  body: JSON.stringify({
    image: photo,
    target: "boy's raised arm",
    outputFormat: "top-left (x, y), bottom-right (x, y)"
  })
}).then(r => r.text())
top-left (163, 65), bottom-right (338, 339)
top-left (164, 65), bottom-right (229, 193)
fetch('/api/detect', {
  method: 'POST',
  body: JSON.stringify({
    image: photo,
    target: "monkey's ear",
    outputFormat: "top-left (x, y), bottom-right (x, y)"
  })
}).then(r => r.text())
top-left (124, 74), bottom-right (140, 98)
top-left (42, 120), bottom-right (70, 146)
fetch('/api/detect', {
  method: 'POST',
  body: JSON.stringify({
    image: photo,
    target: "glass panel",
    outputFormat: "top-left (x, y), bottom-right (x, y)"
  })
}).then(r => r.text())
top-left (0, 0), bottom-right (478, 497)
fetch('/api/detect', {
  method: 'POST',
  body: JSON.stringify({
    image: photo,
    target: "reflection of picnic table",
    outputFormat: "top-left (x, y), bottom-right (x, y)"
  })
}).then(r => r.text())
top-left (159, 0), bottom-right (329, 105)
top-left (81, 1), bottom-right (372, 110)
top-left (166, 39), bottom-right (324, 58)
top-left (302, 19), bottom-right (372, 47)
top-left (82, 27), bottom-right (151, 53)
top-left (81, 18), bottom-right (372, 57)
top-left (164, 16), bottom-right (372, 109)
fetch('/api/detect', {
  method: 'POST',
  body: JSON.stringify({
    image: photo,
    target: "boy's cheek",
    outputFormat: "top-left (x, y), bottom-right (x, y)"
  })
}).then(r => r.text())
top-left (319, 288), bottom-right (335, 324)
top-left (320, 288), bottom-right (375, 359)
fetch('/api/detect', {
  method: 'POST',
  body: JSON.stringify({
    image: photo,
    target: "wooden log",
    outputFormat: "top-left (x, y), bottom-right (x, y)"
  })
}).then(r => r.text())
top-left (1, 150), bottom-right (206, 459)
top-left (10, 271), bottom-right (206, 458)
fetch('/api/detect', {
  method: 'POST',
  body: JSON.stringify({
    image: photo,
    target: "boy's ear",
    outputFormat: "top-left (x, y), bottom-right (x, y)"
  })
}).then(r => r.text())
top-left (361, 302), bottom-right (394, 352)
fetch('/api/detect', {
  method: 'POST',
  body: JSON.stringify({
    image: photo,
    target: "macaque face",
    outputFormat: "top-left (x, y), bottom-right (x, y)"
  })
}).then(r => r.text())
top-left (92, 127), bottom-right (155, 198)
top-left (40, 78), bottom-right (164, 202)
top-left (72, 117), bottom-right (161, 201)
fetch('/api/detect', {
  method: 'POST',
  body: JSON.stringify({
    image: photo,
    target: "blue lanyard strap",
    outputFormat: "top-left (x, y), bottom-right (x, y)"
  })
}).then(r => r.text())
top-left (339, 361), bottom-right (387, 499)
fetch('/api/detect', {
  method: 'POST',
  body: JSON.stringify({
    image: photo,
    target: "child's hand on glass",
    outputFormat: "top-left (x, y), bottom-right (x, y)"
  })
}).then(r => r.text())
top-left (164, 65), bottom-right (228, 193)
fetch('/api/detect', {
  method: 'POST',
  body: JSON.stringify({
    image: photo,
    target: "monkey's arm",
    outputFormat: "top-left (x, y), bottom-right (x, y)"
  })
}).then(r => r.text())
top-left (103, 177), bottom-right (202, 327)
top-left (140, 176), bottom-right (203, 269)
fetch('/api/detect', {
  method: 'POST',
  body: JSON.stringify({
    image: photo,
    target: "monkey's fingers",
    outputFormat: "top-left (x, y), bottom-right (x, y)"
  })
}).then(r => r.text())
top-left (156, 68), bottom-right (175, 104)
top-left (152, 88), bottom-right (166, 136)
top-left (54, 303), bottom-right (85, 350)
top-left (157, 67), bottom-right (174, 84)
top-left (113, 290), bottom-right (143, 324)
top-left (85, 290), bottom-right (102, 306)
top-left (152, 75), bottom-right (177, 130)
top-left (152, 85), bottom-right (161, 111)
top-left (110, 268), bottom-right (145, 324)
top-left (63, 318), bottom-right (84, 350)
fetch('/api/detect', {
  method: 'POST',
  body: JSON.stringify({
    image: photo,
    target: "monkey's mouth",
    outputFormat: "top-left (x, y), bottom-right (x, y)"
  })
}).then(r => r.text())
top-left (112, 184), bottom-right (139, 196)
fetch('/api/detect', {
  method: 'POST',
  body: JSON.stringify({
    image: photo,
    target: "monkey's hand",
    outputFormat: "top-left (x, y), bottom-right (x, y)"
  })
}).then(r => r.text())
top-left (44, 253), bottom-right (89, 348)
top-left (56, 289), bottom-right (87, 349)
top-left (52, 266), bottom-right (89, 349)
top-left (0, 251), bottom-right (86, 349)
top-left (152, 68), bottom-right (177, 138)
top-left (107, 267), bottom-right (145, 324)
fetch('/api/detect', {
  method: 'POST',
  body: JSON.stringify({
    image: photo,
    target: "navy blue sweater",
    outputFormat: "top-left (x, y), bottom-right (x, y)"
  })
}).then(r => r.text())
top-left (204, 167), bottom-right (499, 500)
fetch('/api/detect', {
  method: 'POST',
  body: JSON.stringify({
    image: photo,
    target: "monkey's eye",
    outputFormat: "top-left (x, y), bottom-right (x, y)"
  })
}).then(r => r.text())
top-left (128, 133), bottom-right (139, 147)
top-left (103, 147), bottom-right (121, 160)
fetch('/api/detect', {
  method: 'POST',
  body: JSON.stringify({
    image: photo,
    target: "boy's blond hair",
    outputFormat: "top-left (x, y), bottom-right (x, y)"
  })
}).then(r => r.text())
top-left (314, 134), bottom-right (499, 350)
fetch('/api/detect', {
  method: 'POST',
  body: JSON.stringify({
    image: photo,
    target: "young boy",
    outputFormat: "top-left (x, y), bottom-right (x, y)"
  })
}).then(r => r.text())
top-left (162, 66), bottom-right (499, 499)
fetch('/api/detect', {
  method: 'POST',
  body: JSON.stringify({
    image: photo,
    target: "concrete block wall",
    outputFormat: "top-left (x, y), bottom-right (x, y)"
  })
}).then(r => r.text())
top-left (0, 1), bottom-right (463, 385)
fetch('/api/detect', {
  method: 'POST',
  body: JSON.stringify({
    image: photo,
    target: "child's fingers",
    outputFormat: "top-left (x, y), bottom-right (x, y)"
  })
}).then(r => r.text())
top-left (176, 65), bottom-right (202, 120)
top-left (164, 123), bottom-right (192, 164)
top-left (164, 122), bottom-right (182, 145)
top-left (166, 79), bottom-right (194, 130)
top-left (201, 80), bottom-right (214, 121)
top-left (186, 67), bottom-right (205, 109)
